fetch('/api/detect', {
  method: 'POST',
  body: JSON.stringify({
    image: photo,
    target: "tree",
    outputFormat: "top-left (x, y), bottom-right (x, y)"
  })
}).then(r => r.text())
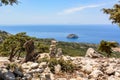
top-left (98, 40), bottom-right (118, 57)
top-left (0, 0), bottom-right (18, 6)
top-left (2, 32), bottom-right (31, 61)
top-left (103, 2), bottom-right (120, 26)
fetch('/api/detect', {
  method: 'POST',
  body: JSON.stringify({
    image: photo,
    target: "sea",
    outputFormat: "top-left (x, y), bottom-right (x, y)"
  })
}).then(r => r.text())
top-left (0, 25), bottom-right (120, 44)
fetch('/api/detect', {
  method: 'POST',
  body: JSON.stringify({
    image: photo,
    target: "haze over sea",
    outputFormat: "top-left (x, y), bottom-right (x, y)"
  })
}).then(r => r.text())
top-left (0, 25), bottom-right (120, 44)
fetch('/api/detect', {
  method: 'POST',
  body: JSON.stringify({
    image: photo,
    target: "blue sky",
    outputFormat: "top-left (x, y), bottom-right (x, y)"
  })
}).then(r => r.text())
top-left (0, 0), bottom-right (118, 25)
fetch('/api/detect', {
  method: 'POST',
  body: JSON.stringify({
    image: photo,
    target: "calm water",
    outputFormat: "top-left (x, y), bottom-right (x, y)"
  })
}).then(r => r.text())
top-left (0, 25), bottom-right (120, 44)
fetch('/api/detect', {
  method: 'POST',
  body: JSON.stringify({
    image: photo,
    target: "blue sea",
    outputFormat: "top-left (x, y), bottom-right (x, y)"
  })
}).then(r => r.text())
top-left (0, 25), bottom-right (120, 44)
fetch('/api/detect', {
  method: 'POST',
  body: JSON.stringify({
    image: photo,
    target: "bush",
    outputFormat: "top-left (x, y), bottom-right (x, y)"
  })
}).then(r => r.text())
top-left (48, 58), bottom-right (76, 73)
top-left (37, 55), bottom-right (49, 63)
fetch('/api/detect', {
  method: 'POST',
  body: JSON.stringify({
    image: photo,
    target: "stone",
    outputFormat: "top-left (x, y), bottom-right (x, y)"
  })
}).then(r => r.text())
top-left (105, 66), bottom-right (115, 75)
top-left (13, 67), bottom-right (23, 77)
top-left (56, 78), bottom-right (67, 80)
top-left (39, 62), bottom-right (47, 68)
top-left (55, 64), bottom-right (61, 74)
top-left (51, 40), bottom-right (57, 45)
top-left (24, 74), bottom-right (32, 80)
top-left (115, 71), bottom-right (120, 77)
top-left (85, 48), bottom-right (103, 58)
top-left (27, 68), bottom-right (44, 74)
top-left (70, 78), bottom-right (76, 80)
top-left (49, 40), bottom-right (57, 58)
top-left (45, 73), bottom-right (52, 80)
top-left (90, 70), bottom-right (103, 78)
top-left (56, 48), bottom-right (63, 57)
top-left (82, 64), bottom-right (93, 74)
top-left (31, 63), bottom-right (39, 69)
top-left (2, 70), bottom-right (15, 80)
top-left (21, 63), bottom-right (31, 69)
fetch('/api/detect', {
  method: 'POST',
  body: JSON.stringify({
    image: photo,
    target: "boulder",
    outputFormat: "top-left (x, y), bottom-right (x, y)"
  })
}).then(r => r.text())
top-left (85, 48), bottom-right (103, 58)
top-left (55, 64), bottom-right (61, 74)
top-left (0, 68), bottom-right (15, 80)
top-left (13, 67), bottom-right (23, 77)
top-left (82, 64), bottom-right (93, 74)
top-left (30, 63), bottom-right (39, 69)
top-left (39, 62), bottom-right (47, 68)
top-left (90, 70), bottom-right (103, 78)
top-left (105, 66), bottom-right (115, 75)
top-left (56, 48), bottom-right (63, 57)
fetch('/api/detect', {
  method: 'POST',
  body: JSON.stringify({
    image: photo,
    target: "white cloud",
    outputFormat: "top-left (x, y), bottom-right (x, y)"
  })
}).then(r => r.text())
top-left (57, 4), bottom-right (105, 15)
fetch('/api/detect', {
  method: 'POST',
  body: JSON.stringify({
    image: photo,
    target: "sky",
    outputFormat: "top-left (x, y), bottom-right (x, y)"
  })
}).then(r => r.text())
top-left (0, 0), bottom-right (119, 25)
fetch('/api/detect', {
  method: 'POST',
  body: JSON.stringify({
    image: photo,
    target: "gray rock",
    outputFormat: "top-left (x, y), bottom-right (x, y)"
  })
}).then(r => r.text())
top-left (13, 67), bottom-right (23, 77)
top-left (105, 66), bottom-right (115, 75)
top-left (90, 70), bottom-right (103, 78)
top-left (55, 64), bottom-right (61, 74)
top-left (3, 71), bottom-right (15, 80)
top-left (56, 48), bottom-right (63, 57)
top-left (39, 62), bottom-right (47, 68)
top-left (31, 63), bottom-right (39, 69)
top-left (45, 73), bottom-right (51, 80)
top-left (85, 48), bottom-right (103, 58)
top-left (24, 74), bottom-right (32, 80)
top-left (56, 78), bottom-right (67, 80)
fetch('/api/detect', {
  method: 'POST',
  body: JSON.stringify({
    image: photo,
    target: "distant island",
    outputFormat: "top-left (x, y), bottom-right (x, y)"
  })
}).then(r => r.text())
top-left (67, 34), bottom-right (79, 39)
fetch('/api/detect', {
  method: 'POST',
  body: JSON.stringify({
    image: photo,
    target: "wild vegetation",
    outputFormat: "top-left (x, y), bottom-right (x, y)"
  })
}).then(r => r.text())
top-left (0, 0), bottom-right (18, 5)
top-left (0, 30), bottom-right (120, 59)
top-left (103, 1), bottom-right (120, 26)
top-left (98, 40), bottom-right (119, 57)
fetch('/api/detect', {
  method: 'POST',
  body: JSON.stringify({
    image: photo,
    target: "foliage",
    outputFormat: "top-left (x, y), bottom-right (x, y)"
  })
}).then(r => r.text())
top-left (37, 55), bottom-right (49, 63)
top-left (48, 58), bottom-right (58, 73)
top-left (6, 62), bottom-right (18, 71)
top-left (36, 42), bottom-right (49, 53)
top-left (58, 58), bottom-right (75, 73)
top-left (2, 32), bottom-right (31, 61)
top-left (0, 0), bottom-right (18, 5)
top-left (48, 58), bottom-right (76, 73)
top-left (98, 40), bottom-right (119, 57)
top-left (103, 2), bottom-right (120, 26)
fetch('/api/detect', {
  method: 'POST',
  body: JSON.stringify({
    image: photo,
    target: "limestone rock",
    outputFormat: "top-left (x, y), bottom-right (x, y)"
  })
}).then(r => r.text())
top-left (85, 48), bottom-right (103, 58)
top-left (55, 64), bottom-right (61, 74)
top-left (31, 63), bottom-right (39, 69)
top-left (105, 66), bottom-right (115, 75)
top-left (82, 64), bottom-right (93, 74)
top-left (90, 70), bottom-right (103, 78)
top-left (56, 48), bottom-right (63, 57)
top-left (39, 62), bottom-right (47, 68)
top-left (56, 78), bottom-right (67, 80)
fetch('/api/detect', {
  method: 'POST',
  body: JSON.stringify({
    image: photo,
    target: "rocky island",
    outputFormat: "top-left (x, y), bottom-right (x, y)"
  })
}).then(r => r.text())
top-left (67, 34), bottom-right (79, 39)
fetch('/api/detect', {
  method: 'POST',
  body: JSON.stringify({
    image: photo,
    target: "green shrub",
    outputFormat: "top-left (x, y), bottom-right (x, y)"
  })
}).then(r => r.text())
top-left (48, 58), bottom-right (76, 73)
top-left (48, 58), bottom-right (58, 73)
top-left (37, 56), bottom-right (49, 63)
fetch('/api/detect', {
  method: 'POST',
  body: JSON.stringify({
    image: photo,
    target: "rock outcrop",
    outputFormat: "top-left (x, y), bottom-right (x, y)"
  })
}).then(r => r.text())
top-left (24, 40), bottom-right (35, 62)
top-left (85, 48), bottom-right (103, 58)
top-left (49, 40), bottom-right (57, 58)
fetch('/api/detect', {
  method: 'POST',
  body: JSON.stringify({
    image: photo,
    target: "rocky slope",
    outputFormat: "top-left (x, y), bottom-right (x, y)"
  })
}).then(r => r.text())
top-left (0, 52), bottom-right (120, 80)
